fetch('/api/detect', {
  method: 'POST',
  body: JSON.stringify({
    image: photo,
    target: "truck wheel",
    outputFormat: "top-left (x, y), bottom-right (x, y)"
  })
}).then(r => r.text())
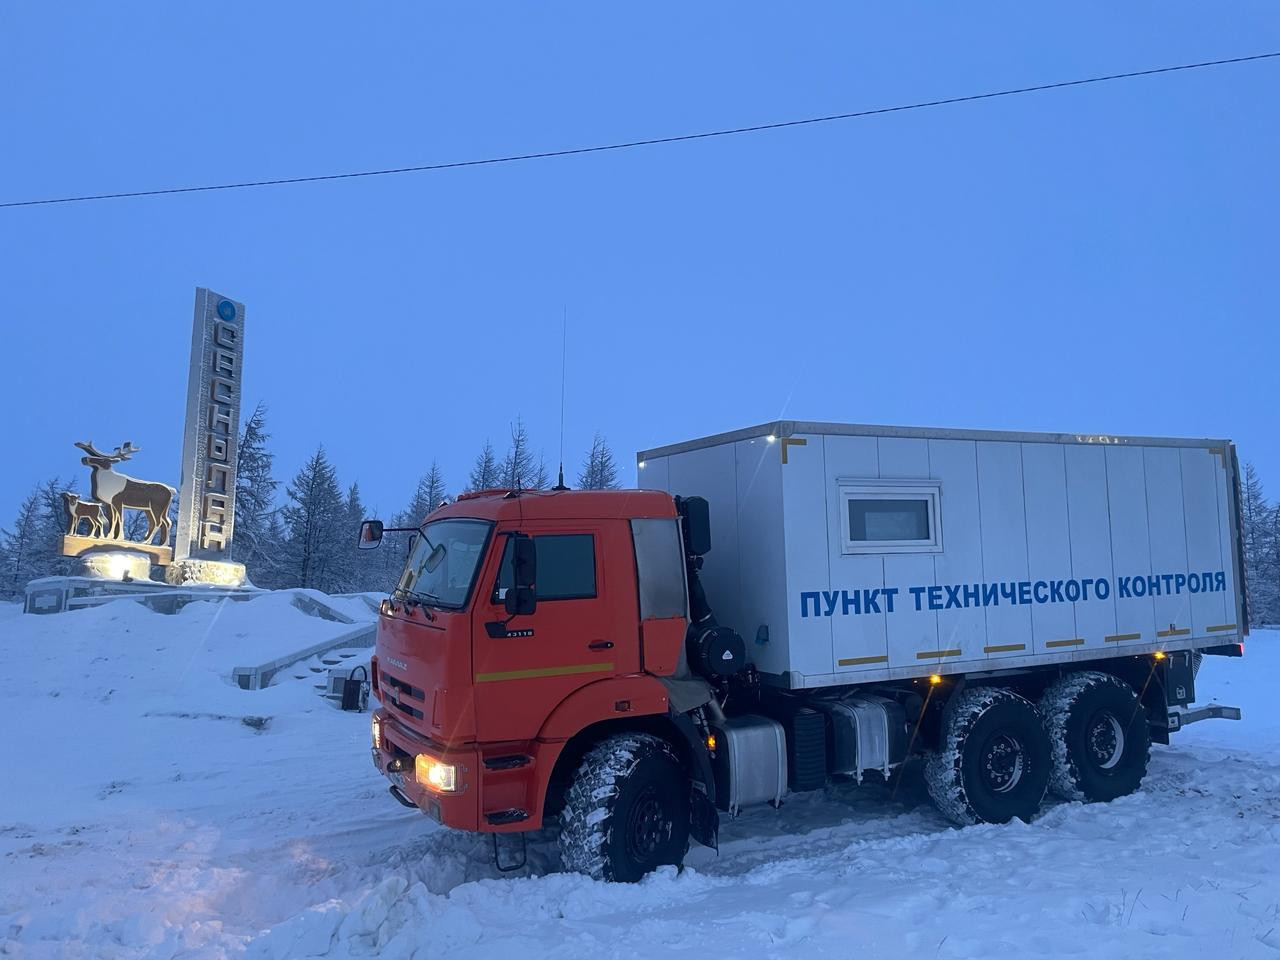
top-left (1040, 671), bottom-right (1150, 803)
top-left (925, 687), bottom-right (1051, 826)
top-left (559, 733), bottom-right (690, 883)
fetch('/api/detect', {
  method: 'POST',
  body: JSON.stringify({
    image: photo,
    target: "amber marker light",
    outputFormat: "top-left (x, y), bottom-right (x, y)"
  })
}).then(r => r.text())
top-left (705, 734), bottom-right (717, 751)
top-left (1153, 651), bottom-right (1167, 661)
top-left (929, 674), bottom-right (943, 686)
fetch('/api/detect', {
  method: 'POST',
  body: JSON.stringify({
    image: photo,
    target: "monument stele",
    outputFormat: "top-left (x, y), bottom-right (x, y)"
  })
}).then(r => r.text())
top-left (170, 288), bottom-right (247, 586)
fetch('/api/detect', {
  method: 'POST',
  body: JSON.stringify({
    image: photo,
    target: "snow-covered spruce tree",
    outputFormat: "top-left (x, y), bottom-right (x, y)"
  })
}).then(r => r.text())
top-left (1241, 462), bottom-right (1278, 625)
top-left (280, 447), bottom-right (347, 593)
top-left (467, 440), bottom-right (500, 493)
top-left (500, 417), bottom-right (539, 490)
top-left (338, 482), bottom-right (371, 593)
top-left (375, 461), bottom-right (450, 589)
top-left (578, 433), bottom-right (621, 490)
top-left (1, 478), bottom-right (78, 597)
top-left (1261, 492), bottom-right (1280, 625)
top-left (404, 460), bottom-right (447, 523)
top-left (233, 402), bottom-right (283, 588)
top-left (2, 486), bottom-right (49, 598)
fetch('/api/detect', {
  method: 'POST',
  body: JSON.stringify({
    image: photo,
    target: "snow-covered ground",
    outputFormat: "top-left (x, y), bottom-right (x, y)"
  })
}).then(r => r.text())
top-left (1, 597), bottom-right (1277, 959)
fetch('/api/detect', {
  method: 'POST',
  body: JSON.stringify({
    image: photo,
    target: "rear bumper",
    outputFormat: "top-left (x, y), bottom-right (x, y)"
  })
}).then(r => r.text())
top-left (1167, 702), bottom-right (1242, 731)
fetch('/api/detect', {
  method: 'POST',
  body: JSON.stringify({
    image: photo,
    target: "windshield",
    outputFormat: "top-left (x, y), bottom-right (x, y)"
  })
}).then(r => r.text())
top-left (395, 518), bottom-right (492, 609)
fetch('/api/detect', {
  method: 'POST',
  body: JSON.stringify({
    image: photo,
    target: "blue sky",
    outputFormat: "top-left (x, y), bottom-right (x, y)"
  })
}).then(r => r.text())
top-left (2, 3), bottom-right (1277, 520)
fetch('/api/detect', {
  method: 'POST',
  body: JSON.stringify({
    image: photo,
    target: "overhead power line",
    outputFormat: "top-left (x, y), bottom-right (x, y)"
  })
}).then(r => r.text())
top-left (3, 51), bottom-right (1277, 210)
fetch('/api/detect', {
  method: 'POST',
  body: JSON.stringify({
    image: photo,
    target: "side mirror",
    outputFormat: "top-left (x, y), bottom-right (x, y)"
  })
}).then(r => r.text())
top-left (676, 496), bottom-right (711, 556)
top-left (504, 534), bottom-right (537, 616)
top-left (358, 519), bottom-right (384, 550)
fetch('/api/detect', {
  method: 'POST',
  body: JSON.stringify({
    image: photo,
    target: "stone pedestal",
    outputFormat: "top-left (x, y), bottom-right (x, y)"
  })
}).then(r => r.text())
top-left (62, 534), bottom-right (172, 567)
top-left (166, 558), bottom-right (247, 588)
top-left (77, 551), bottom-right (154, 583)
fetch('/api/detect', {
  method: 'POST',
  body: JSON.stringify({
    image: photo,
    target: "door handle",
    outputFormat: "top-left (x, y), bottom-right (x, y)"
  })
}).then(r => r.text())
top-left (588, 640), bottom-right (614, 651)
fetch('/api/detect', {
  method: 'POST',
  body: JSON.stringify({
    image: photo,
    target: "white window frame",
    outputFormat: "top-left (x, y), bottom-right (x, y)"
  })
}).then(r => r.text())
top-left (838, 479), bottom-right (943, 555)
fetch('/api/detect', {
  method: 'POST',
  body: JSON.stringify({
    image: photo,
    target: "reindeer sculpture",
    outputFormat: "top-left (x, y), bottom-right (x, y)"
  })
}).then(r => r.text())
top-left (61, 492), bottom-right (105, 538)
top-left (75, 441), bottom-right (177, 545)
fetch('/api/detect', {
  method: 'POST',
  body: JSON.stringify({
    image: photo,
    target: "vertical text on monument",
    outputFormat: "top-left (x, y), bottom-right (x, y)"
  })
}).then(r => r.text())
top-left (176, 288), bottom-right (245, 561)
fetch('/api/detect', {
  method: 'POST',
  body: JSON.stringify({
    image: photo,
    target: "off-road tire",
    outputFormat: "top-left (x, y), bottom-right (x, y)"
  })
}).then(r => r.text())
top-left (558, 733), bottom-right (690, 883)
top-left (925, 686), bottom-right (1051, 826)
top-left (1040, 671), bottom-right (1150, 803)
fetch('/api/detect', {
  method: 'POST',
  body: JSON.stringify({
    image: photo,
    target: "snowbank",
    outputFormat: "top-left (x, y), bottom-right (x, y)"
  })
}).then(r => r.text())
top-left (0, 599), bottom-right (1276, 959)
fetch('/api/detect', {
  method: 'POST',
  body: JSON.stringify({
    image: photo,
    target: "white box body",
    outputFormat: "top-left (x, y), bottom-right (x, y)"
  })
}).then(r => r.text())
top-left (638, 421), bottom-right (1246, 690)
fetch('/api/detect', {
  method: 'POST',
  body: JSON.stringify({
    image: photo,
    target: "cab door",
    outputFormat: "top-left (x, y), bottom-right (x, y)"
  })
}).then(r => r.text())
top-left (472, 519), bottom-right (639, 742)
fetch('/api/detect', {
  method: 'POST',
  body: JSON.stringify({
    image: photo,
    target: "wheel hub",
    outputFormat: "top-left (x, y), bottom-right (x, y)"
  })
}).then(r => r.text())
top-left (1087, 710), bottom-right (1125, 770)
top-left (624, 786), bottom-right (671, 863)
top-left (982, 733), bottom-right (1026, 794)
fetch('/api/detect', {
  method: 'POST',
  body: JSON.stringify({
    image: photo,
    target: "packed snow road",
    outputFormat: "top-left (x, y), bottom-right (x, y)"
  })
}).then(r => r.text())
top-left (1, 598), bottom-right (1277, 959)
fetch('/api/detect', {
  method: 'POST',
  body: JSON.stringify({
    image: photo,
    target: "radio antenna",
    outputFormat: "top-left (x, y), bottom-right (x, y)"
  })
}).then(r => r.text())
top-left (553, 306), bottom-right (569, 490)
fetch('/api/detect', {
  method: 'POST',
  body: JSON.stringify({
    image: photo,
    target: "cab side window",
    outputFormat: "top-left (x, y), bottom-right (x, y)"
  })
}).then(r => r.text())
top-left (495, 534), bottom-right (597, 602)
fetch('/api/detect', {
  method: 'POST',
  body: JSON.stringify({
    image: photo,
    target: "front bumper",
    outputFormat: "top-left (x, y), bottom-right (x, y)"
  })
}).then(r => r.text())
top-left (371, 708), bottom-right (481, 830)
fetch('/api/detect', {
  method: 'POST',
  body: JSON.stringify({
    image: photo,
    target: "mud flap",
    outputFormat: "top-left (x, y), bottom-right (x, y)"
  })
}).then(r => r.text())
top-left (690, 786), bottom-right (719, 851)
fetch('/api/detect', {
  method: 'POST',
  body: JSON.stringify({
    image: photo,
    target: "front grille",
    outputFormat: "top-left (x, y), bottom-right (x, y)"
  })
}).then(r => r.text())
top-left (381, 671), bottom-right (425, 701)
top-left (379, 669), bottom-right (426, 720)
top-left (384, 693), bottom-right (424, 721)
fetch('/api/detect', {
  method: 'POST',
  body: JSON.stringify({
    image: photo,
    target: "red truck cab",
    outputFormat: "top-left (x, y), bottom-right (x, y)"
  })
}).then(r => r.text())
top-left (368, 488), bottom-right (695, 851)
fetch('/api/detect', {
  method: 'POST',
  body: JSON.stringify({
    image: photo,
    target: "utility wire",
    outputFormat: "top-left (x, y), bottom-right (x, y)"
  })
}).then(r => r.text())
top-left (3, 51), bottom-right (1277, 210)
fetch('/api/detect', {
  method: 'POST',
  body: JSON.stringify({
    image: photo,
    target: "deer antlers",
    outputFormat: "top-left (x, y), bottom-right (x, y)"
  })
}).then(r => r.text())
top-left (74, 440), bottom-right (139, 461)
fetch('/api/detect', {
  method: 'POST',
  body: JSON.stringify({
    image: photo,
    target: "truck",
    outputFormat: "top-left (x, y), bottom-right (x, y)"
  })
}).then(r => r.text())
top-left (360, 420), bottom-right (1248, 882)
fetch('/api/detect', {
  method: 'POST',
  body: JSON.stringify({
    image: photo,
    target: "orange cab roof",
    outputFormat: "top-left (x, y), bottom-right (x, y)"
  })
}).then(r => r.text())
top-left (429, 488), bottom-right (676, 525)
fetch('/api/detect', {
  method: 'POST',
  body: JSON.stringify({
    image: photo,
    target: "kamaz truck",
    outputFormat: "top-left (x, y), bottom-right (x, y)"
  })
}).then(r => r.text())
top-left (361, 421), bottom-right (1247, 881)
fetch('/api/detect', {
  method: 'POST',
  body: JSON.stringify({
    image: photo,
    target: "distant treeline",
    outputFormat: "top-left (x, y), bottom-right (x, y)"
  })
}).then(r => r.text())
top-left (0, 405), bottom-right (621, 598)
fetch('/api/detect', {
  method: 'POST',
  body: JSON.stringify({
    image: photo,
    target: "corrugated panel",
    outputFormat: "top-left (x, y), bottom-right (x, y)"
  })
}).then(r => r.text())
top-left (1144, 447), bottom-right (1192, 636)
top-left (1065, 445), bottom-right (1118, 648)
top-left (928, 440), bottom-right (984, 664)
top-left (878, 437), bottom-right (936, 669)
top-left (823, 435), bottom-right (889, 673)
top-left (1105, 445), bottom-right (1157, 646)
top-left (976, 441), bottom-right (1030, 658)
top-left (1022, 443), bottom-right (1077, 654)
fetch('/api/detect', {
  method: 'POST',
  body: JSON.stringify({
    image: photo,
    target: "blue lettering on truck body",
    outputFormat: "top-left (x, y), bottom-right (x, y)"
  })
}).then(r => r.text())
top-left (799, 570), bottom-right (1225, 617)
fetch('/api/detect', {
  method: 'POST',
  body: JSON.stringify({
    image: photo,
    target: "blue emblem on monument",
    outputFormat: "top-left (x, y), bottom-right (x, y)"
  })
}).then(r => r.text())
top-left (216, 299), bottom-right (236, 322)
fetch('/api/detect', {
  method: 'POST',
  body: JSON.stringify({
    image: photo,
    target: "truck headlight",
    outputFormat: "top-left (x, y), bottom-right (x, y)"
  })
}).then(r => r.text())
top-left (415, 754), bottom-right (457, 793)
top-left (371, 717), bottom-right (382, 750)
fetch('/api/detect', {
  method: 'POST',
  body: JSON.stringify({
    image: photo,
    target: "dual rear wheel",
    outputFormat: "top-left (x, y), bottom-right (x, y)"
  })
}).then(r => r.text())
top-left (925, 672), bottom-right (1150, 826)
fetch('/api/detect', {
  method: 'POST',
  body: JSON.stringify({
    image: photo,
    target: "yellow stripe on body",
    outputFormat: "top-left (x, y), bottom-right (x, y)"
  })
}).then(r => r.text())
top-left (1045, 638), bottom-right (1084, 648)
top-left (984, 643), bottom-right (1026, 653)
top-left (1207, 624), bottom-right (1238, 633)
top-left (1106, 633), bottom-right (1142, 643)
top-left (837, 655), bottom-right (889, 667)
top-left (916, 649), bottom-right (962, 660)
top-left (475, 662), bottom-right (614, 683)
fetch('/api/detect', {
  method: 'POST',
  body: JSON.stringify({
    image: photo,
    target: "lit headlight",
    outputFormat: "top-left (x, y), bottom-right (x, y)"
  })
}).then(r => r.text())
top-left (415, 754), bottom-right (458, 793)
top-left (371, 717), bottom-right (382, 750)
